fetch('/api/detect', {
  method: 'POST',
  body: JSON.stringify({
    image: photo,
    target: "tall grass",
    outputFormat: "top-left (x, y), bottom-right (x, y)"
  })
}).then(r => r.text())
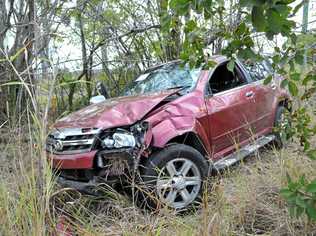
top-left (1, 100), bottom-right (316, 235)
top-left (1, 56), bottom-right (316, 235)
top-left (0, 53), bottom-right (57, 235)
top-left (0, 120), bottom-right (56, 235)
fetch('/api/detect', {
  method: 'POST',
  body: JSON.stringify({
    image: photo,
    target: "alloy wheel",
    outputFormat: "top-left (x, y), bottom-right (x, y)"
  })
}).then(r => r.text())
top-left (156, 158), bottom-right (201, 209)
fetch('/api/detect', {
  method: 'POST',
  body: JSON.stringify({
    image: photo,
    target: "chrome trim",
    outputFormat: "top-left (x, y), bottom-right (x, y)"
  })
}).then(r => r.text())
top-left (211, 83), bottom-right (249, 97)
top-left (51, 127), bottom-right (101, 139)
top-left (62, 139), bottom-right (95, 146)
top-left (47, 127), bottom-right (101, 154)
top-left (53, 148), bottom-right (92, 155)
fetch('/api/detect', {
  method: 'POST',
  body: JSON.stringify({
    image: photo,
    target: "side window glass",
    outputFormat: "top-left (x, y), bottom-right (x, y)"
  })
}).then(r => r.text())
top-left (243, 60), bottom-right (272, 81)
top-left (209, 62), bottom-right (247, 94)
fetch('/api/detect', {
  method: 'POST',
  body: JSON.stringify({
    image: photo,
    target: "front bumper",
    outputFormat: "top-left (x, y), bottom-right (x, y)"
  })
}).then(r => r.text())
top-left (47, 150), bottom-right (97, 169)
top-left (50, 148), bottom-right (140, 191)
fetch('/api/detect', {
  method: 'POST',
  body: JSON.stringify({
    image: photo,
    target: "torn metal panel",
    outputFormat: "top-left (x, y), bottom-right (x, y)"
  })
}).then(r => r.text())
top-left (54, 90), bottom-right (180, 129)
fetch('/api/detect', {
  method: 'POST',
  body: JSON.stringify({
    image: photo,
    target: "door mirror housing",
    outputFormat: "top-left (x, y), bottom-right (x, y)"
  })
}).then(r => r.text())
top-left (89, 95), bottom-right (106, 104)
top-left (96, 81), bottom-right (109, 98)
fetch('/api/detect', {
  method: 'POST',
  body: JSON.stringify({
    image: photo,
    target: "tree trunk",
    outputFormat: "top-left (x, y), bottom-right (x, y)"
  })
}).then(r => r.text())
top-left (0, 0), bottom-right (36, 122)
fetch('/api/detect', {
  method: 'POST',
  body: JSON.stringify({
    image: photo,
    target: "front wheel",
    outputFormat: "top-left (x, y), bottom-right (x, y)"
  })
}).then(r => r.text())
top-left (141, 144), bottom-right (209, 210)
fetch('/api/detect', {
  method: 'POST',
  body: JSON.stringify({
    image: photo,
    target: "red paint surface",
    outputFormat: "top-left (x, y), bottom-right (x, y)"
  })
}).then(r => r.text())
top-left (54, 91), bottom-right (179, 129)
top-left (48, 150), bottom-right (97, 169)
top-left (51, 56), bottom-right (290, 170)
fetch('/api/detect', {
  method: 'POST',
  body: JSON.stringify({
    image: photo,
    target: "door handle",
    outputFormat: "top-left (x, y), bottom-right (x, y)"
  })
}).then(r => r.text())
top-left (271, 84), bottom-right (277, 90)
top-left (245, 91), bottom-right (254, 97)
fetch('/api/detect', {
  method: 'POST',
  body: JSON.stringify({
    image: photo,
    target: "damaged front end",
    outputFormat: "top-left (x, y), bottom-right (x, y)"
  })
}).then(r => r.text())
top-left (47, 122), bottom-right (151, 192)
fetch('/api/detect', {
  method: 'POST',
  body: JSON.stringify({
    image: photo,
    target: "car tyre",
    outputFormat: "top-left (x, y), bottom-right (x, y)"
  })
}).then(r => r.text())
top-left (139, 144), bottom-right (209, 211)
top-left (273, 105), bottom-right (288, 149)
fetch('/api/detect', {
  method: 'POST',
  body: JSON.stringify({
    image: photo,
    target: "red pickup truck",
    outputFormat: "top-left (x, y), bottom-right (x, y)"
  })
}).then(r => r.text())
top-left (47, 55), bottom-right (290, 210)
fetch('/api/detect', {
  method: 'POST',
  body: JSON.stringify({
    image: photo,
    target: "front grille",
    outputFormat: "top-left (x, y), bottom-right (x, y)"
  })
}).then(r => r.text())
top-left (46, 128), bottom-right (101, 154)
top-left (63, 134), bottom-right (95, 140)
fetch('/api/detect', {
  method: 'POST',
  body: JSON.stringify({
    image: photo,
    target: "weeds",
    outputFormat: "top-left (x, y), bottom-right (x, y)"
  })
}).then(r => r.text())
top-left (0, 56), bottom-right (315, 235)
top-left (1, 110), bottom-right (316, 235)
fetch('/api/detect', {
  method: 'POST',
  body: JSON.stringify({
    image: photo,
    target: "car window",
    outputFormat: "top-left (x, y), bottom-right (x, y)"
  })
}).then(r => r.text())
top-left (243, 61), bottom-right (272, 81)
top-left (123, 63), bottom-right (201, 96)
top-left (208, 62), bottom-right (247, 94)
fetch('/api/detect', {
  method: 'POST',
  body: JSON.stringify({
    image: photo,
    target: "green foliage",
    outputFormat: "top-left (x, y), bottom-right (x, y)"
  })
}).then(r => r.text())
top-left (288, 80), bottom-right (298, 96)
top-left (280, 175), bottom-right (316, 220)
top-left (166, 0), bottom-right (316, 221)
top-left (263, 75), bottom-right (273, 85)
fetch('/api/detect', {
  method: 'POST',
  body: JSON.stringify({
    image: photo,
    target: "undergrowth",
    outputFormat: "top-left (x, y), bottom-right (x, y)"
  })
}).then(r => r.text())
top-left (1, 124), bottom-right (316, 235)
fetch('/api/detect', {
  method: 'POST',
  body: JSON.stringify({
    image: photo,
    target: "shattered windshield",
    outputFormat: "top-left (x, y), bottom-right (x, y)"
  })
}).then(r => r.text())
top-left (123, 63), bottom-right (201, 96)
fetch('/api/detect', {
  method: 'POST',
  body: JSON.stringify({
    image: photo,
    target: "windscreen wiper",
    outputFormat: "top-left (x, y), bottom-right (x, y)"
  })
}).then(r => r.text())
top-left (166, 85), bottom-right (191, 91)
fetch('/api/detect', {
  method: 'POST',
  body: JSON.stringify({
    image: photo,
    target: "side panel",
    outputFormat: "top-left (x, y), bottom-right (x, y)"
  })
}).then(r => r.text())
top-left (205, 85), bottom-right (258, 159)
top-left (150, 117), bottom-right (211, 155)
top-left (145, 90), bottom-right (212, 156)
top-left (252, 80), bottom-right (278, 133)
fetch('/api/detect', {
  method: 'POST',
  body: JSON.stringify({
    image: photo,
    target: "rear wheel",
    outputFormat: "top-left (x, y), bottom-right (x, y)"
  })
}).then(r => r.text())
top-left (141, 144), bottom-right (209, 210)
top-left (273, 105), bottom-right (288, 148)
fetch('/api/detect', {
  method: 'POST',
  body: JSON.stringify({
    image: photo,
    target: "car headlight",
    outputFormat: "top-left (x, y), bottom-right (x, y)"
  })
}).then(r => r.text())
top-left (113, 133), bottom-right (136, 148)
top-left (103, 132), bottom-right (136, 148)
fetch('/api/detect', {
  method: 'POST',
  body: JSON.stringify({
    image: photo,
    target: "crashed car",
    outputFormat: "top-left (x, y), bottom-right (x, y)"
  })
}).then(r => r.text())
top-left (47, 55), bottom-right (290, 210)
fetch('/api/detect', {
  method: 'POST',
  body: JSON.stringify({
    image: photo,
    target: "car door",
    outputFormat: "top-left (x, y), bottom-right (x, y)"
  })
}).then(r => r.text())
top-left (205, 61), bottom-right (257, 159)
top-left (244, 61), bottom-right (277, 134)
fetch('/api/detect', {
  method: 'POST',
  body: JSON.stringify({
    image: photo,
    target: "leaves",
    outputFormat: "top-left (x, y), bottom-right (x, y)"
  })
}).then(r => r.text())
top-left (288, 81), bottom-right (298, 96)
top-left (302, 73), bottom-right (316, 86)
top-left (307, 149), bottom-right (316, 160)
top-left (267, 9), bottom-right (283, 34)
top-left (290, 72), bottom-right (300, 81)
top-left (294, 52), bottom-right (304, 65)
top-left (170, 0), bottom-right (190, 15)
top-left (263, 75), bottom-right (273, 85)
top-left (280, 189), bottom-right (294, 198)
top-left (281, 79), bottom-right (288, 88)
top-left (184, 20), bottom-right (197, 33)
top-left (252, 6), bottom-right (266, 31)
top-left (306, 180), bottom-right (316, 193)
top-left (227, 59), bottom-right (235, 73)
top-left (296, 195), bottom-right (307, 208)
top-left (307, 206), bottom-right (316, 220)
top-left (166, 0), bottom-right (316, 224)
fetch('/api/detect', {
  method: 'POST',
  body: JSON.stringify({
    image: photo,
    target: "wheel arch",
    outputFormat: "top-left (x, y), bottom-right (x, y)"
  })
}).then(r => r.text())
top-left (166, 132), bottom-right (209, 158)
top-left (148, 117), bottom-right (212, 158)
top-left (277, 98), bottom-right (292, 111)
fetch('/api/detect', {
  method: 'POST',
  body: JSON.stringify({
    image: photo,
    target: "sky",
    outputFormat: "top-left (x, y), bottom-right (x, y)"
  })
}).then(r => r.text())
top-left (291, 0), bottom-right (316, 30)
top-left (52, 0), bottom-right (316, 72)
top-left (3, 0), bottom-right (315, 71)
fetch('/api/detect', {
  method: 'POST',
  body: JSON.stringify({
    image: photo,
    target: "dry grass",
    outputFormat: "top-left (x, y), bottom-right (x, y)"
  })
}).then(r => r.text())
top-left (45, 143), bottom-right (316, 236)
top-left (2, 124), bottom-right (315, 236)
top-left (1, 93), bottom-right (316, 235)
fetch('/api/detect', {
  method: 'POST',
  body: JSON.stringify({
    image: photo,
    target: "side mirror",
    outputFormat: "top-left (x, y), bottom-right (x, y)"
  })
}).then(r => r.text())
top-left (90, 95), bottom-right (106, 104)
top-left (96, 82), bottom-right (109, 98)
